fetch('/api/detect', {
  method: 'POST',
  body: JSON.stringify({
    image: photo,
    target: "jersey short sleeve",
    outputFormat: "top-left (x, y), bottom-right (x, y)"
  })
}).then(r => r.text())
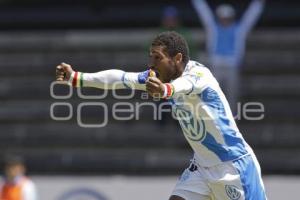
top-left (172, 61), bottom-right (213, 95)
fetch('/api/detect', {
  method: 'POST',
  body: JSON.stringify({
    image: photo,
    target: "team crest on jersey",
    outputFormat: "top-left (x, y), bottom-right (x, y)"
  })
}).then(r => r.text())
top-left (175, 107), bottom-right (206, 141)
top-left (225, 185), bottom-right (241, 200)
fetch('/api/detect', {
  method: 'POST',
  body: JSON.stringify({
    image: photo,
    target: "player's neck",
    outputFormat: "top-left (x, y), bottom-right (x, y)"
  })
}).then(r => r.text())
top-left (172, 63), bottom-right (185, 80)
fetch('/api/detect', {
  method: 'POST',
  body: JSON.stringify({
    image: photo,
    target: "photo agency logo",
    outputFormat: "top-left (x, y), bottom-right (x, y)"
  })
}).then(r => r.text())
top-left (50, 81), bottom-right (265, 128)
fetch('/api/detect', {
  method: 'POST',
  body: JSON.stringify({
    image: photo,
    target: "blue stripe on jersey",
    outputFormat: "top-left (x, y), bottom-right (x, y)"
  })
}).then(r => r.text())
top-left (200, 87), bottom-right (248, 161)
top-left (233, 155), bottom-right (267, 200)
top-left (202, 131), bottom-right (240, 161)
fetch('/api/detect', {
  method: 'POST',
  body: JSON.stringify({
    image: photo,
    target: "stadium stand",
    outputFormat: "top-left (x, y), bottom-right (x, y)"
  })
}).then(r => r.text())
top-left (0, 28), bottom-right (299, 174)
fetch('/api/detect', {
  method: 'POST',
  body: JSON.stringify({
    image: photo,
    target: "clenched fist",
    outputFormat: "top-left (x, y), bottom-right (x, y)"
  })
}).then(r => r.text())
top-left (146, 77), bottom-right (165, 98)
top-left (55, 62), bottom-right (74, 82)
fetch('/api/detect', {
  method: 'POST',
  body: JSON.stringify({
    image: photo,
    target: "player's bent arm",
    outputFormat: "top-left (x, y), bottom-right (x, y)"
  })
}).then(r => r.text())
top-left (158, 76), bottom-right (203, 99)
top-left (69, 69), bottom-right (147, 91)
top-left (169, 74), bottom-right (208, 97)
top-left (168, 77), bottom-right (194, 97)
top-left (162, 67), bottom-right (210, 99)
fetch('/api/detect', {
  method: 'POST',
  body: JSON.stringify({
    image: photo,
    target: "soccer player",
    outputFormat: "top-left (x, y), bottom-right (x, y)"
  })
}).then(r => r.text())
top-left (55, 31), bottom-right (267, 200)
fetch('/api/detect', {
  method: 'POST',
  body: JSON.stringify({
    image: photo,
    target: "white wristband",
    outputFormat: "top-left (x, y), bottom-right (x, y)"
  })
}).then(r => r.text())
top-left (162, 84), bottom-right (168, 98)
top-left (67, 71), bottom-right (75, 86)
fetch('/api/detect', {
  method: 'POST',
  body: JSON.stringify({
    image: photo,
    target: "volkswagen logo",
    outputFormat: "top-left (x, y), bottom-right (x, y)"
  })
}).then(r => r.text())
top-left (175, 108), bottom-right (206, 141)
top-left (225, 185), bottom-right (241, 200)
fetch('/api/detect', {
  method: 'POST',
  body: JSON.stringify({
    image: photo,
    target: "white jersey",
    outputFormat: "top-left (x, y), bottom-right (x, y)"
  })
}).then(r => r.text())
top-left (74, 60), bottom-right (250, 167)
top-left (169, 60), bottom-right (250, 166)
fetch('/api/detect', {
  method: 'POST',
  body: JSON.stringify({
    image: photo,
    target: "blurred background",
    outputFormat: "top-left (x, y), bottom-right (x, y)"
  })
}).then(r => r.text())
top-left (0, 0), bottom-right (299, 199)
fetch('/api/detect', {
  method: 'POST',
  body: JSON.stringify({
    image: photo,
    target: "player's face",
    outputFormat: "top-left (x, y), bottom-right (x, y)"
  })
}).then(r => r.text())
top-left (149, 46), bottom-right (179, 83)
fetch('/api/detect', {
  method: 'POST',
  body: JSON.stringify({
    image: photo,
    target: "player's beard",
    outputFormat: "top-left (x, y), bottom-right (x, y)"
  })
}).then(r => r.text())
top-left (165, 61), bottom-right (181, 82)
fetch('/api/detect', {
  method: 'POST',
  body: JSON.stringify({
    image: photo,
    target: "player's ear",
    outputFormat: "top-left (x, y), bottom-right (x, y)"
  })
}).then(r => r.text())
top-left (174, 53), bottom-right (183, 65)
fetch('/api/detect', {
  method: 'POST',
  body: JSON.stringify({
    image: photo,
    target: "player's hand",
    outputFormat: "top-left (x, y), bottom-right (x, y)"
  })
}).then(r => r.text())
top-left (56, 62), bottom-right (74, 82)
top-left (146, 77), bottom-right (165, 98)
top-left (138, 69), bottom-right (157, 84)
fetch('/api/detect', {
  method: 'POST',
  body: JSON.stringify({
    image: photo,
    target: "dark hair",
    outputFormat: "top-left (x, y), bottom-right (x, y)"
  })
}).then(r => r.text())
top-left (151, 31), bottom-right (190, 66)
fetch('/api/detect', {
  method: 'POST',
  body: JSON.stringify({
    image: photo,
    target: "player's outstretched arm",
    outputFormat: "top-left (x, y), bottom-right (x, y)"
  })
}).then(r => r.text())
top-left (55, 62), bottom-right (152, 90)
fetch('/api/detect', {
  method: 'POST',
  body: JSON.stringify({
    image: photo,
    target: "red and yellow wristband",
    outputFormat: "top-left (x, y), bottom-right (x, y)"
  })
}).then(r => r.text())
top-left (69, 71), bottom-right (84, 87)
top-left (162, 83), bottom-right (174, 99)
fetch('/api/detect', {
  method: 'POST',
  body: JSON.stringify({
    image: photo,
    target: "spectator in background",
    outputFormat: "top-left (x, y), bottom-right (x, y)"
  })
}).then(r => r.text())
top-left (0, 156), bottom-right (37, 200)
top-left (191, 0), bottom-right (265, 114)
top-left (161, 5), bottom-right (196, 59)
top-left (158, 6), bottom-right (197, 126)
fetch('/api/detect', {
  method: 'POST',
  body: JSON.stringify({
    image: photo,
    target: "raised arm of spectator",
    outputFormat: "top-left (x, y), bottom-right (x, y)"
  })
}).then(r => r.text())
top-left (191, 0), bottom-right (216, 34)
top-left (239, 0), bottom-right (265, 36)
